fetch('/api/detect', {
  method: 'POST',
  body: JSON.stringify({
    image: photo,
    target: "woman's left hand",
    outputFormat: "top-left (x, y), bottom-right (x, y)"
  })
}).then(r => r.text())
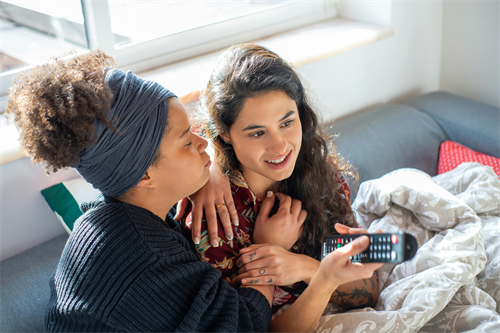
top-left (233, 244), bottom-right (319, 286)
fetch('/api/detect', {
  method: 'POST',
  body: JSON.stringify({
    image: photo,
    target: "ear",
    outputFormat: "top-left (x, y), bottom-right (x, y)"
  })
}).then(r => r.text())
top-left (135, 171), bottom-right (153, 188)
top-left (219, 131), bottom-right (231, 144)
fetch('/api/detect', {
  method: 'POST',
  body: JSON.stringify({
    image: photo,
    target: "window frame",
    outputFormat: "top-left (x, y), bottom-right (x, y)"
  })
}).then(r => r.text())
top-left (0, 0), bottom-right (338, 102)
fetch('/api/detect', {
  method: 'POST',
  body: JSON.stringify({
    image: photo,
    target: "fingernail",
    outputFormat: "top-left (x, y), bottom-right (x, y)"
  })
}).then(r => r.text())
top-left (227, 233), bottom-right (233, 241)
top-left (267, 191), bottom-right (273, 197)
top-left (360, 236), bottom-right (369, 246)
top-left (234, 218), bottom-right (239, 226)
top-left (194, 237), bottom-right (200, 245)
top-left (211, 239), bottom-right (219, 247)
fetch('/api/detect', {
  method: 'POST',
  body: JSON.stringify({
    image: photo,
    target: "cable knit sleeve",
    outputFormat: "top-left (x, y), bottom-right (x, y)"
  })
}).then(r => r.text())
top-left (106, 242), bottom-right (272, 332)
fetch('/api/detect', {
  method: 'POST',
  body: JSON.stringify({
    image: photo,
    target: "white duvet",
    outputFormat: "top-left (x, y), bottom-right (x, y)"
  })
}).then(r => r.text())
top-left (315, 162), bottom-right (500, 333)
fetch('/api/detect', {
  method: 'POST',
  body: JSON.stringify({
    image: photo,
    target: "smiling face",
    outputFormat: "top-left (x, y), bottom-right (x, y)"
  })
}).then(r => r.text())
top-left (221, 90), bottom-right (302, 196)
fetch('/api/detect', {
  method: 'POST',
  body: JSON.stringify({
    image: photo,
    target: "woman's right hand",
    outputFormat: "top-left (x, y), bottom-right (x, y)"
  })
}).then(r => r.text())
top-left (313, 236), bottom-right (383, 291)
top-left (253, 192), bottom-right (306, 250)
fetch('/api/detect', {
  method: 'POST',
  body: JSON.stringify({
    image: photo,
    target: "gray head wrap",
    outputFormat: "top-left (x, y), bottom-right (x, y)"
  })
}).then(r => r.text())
top-left (75, 69), bottom-right (177, 197)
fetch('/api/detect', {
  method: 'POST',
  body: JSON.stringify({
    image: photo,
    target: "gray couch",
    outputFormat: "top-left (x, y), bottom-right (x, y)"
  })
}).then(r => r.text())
top-left (1, 91), bottom-right (498, 332)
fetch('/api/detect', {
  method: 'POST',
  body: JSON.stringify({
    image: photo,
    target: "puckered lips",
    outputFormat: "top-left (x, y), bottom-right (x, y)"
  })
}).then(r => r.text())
top-left (264, 150), bottom-right (292, 170)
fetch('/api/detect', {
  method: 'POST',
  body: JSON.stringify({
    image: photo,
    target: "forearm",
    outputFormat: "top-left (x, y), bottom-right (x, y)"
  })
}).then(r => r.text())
top-left (329, 273), bottom-right (379, 308)
top-left (269, 276), bottom-right (337, 333)
top-left (298, 255), bottom-right (320, 285)
top-left (300, 256), bottom-right (379, 308)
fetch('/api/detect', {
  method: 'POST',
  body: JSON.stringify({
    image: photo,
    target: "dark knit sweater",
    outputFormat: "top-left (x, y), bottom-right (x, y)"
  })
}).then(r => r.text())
top-left (45, 196), bottom-right (272, 332)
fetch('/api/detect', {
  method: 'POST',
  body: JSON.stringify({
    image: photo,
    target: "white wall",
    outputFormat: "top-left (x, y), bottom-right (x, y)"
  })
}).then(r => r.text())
top-left (299, 0), bottom-right (444, 121)
top-left (0, 159), bottom-right (77, 261)
top-left (440, 0), bottom-right (499, 108)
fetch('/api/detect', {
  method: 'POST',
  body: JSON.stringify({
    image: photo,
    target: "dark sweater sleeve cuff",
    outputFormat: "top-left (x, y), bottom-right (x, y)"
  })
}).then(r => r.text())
top-left (237, 287), bottom-right (273, 331)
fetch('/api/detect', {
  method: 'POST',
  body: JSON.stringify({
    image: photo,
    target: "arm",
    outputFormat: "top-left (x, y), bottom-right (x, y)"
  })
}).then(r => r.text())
top-left (107, 237), bottom-right (273, 332)
top-left (269, 236), bottom-right (382, 332)
top-left (330, 274), bottom-right (379, 308)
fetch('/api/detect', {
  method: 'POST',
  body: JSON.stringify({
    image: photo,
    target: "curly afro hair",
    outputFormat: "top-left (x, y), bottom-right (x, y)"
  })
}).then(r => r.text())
top-left (5, 49), bottom-right (117, 173)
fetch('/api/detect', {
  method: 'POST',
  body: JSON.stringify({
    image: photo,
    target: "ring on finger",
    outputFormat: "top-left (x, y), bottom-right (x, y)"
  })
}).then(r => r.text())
top-left (216, 203), bottom-right (226, 209)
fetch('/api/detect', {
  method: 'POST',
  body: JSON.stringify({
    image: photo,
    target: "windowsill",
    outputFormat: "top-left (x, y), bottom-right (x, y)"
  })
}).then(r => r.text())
top-left (0, 18), bottom-right (393, 166)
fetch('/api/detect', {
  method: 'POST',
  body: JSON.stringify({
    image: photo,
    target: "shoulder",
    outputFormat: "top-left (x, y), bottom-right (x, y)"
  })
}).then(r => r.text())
top-left (72, 200), bottom-right (196, 264)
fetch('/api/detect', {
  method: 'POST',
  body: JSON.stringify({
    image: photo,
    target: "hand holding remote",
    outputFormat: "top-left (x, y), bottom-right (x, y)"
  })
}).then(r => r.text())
top-left (322, 228), bottom-right (418, 263)
top-left (313, 236), bottom-right (383, 292)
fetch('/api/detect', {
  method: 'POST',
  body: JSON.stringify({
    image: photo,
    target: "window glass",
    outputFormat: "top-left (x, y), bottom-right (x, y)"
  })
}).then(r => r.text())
top-left (0, 0), bottom-right (87, 75)
top-left (108, 0), bottom-right (293, 47)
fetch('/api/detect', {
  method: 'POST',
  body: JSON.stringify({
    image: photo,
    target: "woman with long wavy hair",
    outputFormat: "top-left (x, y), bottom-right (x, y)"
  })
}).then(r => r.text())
top-left (182, 44), bottom-right (380, 324)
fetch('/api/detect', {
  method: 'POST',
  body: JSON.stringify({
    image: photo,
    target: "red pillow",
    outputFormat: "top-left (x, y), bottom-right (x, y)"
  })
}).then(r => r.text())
top-left (438, 141), bottom-right (500, 177)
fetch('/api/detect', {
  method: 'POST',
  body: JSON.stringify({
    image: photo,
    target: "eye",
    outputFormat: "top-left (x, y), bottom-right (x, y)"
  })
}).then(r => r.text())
top-left (185, 141), bottom-right (192, 146)
top-left (250, 131), bottom-right (265, 138)
top-left (281, 119), bottom-right (294, 128)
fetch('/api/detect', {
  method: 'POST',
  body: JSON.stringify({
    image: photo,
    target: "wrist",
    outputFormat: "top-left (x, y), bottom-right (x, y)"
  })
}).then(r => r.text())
top-left (308, 272), bottom-right (339, 296)
top-left (298, 255), bottom-right (320, 284)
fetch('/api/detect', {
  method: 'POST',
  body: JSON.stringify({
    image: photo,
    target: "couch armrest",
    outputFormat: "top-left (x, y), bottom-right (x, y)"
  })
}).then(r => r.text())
top-left (405, 91), bottom-right (500, 158)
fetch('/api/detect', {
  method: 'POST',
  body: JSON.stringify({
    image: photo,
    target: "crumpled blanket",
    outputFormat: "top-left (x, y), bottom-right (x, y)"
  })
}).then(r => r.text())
top-left (315, 163), bottom-right (500, 333)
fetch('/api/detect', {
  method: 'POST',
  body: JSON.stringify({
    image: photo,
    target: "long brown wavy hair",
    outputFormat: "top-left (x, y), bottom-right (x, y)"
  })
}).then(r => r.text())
top-left (198, 44), bottom-right (358, 259)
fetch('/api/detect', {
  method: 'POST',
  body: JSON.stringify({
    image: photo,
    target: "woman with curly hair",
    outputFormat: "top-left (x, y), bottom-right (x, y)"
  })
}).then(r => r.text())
top-left (6, 49), bottom-right (381, 332)
top-left (182, 44), bottom-right (381, 323)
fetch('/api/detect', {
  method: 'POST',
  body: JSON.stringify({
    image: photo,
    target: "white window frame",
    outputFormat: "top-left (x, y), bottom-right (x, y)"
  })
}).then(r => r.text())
top-left (1, 0), bottom-right (338, 102)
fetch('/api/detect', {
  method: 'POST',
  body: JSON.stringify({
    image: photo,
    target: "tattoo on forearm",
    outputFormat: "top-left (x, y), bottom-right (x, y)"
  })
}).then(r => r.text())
top-left (369, 276), bottom-right (376, 290)
top-left (267, 278), bottom-right (273, 283)
top-left (259, 269), bottom-right (265, 275)
top-left (330, 286), bottom-right (374, 309)
top-left (249, 252), bottom-right (256, 261)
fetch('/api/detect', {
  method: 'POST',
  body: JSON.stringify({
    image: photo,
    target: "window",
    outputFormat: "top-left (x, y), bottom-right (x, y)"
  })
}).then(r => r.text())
top-left (0, 0), bottom-right (338, 104)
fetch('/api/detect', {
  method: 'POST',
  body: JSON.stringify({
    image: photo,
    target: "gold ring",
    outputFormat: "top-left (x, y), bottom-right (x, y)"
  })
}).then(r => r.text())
top-left (216, 203), bottom-right (226, 209)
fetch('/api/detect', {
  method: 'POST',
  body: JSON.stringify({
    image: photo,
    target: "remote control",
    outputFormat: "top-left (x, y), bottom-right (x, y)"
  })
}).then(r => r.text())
top-left (322, 232), bottom-right (418, 263)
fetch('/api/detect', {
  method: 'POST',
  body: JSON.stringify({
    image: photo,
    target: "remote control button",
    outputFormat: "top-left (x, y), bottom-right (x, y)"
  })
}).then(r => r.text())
top-left (391, 235), bottom-right (398, 244)
top-left (337, 244), bottom-right (341, 248)
top-left (337, 238), bottom-right (341, 244)
top-left (391, 251), bottom-right (397, 260)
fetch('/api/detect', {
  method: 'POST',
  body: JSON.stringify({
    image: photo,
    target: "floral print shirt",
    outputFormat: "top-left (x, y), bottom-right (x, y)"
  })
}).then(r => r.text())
top-left (183, 170), bottom-right (352, 314)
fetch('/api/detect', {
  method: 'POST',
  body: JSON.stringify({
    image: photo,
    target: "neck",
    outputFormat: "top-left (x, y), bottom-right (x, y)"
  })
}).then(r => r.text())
top-left (241, 169), bottom-right (279, 201)
top-left (119, 189), bottom-right (177, 220)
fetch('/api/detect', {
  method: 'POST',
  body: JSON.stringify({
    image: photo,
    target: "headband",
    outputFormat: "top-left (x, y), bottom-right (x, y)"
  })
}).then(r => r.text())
top-left (75, 69), bottom-right (176, 197)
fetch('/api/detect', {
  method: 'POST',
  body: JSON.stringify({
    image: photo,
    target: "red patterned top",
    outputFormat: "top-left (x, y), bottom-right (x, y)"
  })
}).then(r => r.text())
top-left (183, 170), bottom-right (352, 313)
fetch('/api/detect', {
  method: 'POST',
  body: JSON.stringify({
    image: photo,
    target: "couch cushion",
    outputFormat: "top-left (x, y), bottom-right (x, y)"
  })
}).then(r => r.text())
top-left (0, 234), bottom-right (68, 333)
top-left (329, 104), bottom-right (447, 199)
top-left (438, 140), bottom-right (500, 177)
top-left (405, 91), bottom-right (500, 158)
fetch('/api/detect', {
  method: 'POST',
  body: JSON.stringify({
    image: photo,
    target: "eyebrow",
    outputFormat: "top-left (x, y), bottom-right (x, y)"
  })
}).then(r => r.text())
top-left (179, 126), bottom-right (191, 138)
top-left (242, 110), bottom-right (296, 131)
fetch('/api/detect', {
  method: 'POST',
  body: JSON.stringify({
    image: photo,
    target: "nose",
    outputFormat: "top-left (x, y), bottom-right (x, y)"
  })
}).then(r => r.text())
top-left (195, 133), bottom-right (208, 153)
top-left (267, 132), bottom-right (287, 155)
